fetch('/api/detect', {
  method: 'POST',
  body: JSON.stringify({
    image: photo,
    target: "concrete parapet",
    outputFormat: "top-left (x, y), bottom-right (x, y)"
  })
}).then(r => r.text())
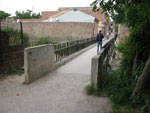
top-left (91, 37), bottom-right (115, 90)
top-left (91, 55), bottom-right (100, 88)
top-left (91, 49), bottom-right (104, 89)
top-left (24, 44), bottom-right (54, 84)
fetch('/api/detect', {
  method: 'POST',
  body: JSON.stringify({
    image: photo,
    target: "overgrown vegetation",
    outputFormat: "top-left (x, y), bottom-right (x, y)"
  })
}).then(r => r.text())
top-left (2, 27), bottom-right (29, 47)
top-left (2, 27), bottom-right (57, 48)
top-left (0, 66), bottom-right (24, 77)
top-left (91, 0), bottom-right (150, 112)
top-left (29, 37), bottom-right (57, 46)
top-left (100, 69), bottom-right (150, 113)
top-left (6, 66), bottom-right (24, 76)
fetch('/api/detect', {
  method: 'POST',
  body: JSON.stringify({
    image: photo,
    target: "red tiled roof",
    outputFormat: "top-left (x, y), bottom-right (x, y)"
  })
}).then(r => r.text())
top-left (41, 11), bottom-right (58, 19)
top-left (80, 10), bottom-right (106, 22)
top-left (20, 18), bottom-right (44, 22)
top-left (50, 9), bottom-right (71, 18)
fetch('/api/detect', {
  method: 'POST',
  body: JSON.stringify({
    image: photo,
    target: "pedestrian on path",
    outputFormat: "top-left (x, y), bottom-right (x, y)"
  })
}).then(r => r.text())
top-left (96, 30), bottom-right (104, 53)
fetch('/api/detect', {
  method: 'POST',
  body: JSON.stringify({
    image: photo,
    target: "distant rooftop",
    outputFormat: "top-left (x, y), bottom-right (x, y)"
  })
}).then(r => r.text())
top-left (50, 9), bottom-right (71, 18)
top-left (80, 10), bottom-right (105, 22)
top-left (58, 7), bottom-right (92, 11)
top-left (41, 11), bottom-right (58, 19)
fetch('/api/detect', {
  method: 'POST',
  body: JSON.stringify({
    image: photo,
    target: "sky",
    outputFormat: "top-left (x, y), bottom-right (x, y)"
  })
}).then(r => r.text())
top-left (0, 0), bottom-right (94, 16)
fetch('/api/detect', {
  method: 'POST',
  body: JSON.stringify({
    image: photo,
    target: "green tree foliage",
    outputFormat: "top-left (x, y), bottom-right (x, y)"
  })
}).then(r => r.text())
top-left (15, 10), bottom-right (41, 19)
top-left (0, 10), bottom-right (11, 20)
top-left (91, 0), bottom-right (150, 112)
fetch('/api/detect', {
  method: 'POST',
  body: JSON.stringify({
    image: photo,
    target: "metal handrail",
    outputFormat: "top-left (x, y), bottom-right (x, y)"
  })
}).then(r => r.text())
top-left (54, 38), bottom-right (96, 62)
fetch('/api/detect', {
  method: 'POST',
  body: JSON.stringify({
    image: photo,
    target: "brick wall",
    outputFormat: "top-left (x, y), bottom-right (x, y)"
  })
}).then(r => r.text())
top-left (2, 22), bottom-right (96, 41)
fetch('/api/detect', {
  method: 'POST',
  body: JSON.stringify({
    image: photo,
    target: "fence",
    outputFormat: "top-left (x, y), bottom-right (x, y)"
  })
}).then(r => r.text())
top-left (0, 21), bottom-right (24, 73)
top-left (54, 38), bottom-right (96, 62)
top-left (91, 37), bottom-right (115, 90)
top-left (1, 45), bottom-right (24, 68)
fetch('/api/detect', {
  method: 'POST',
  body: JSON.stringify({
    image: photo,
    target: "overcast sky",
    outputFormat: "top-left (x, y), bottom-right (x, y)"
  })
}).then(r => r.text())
top-left (0, 0), bottom-right (94, 16)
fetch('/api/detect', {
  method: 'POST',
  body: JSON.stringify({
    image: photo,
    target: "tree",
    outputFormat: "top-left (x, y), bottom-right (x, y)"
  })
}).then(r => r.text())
top-left (15, 10), bottom-right (41, 19)
top-left (0, 10), bottom-right (11, 20)
top-left (131, 57), bottom-right (150, 97)
top-left (91, 0), bottom-right (150, 97)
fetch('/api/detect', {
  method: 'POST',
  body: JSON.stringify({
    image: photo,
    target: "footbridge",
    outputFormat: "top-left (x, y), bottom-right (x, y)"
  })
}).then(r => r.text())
top-left (0, 35), bottom-right (116, 113)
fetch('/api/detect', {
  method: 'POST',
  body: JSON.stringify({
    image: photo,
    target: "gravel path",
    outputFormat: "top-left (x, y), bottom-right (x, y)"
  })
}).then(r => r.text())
top-left (0, 46), bottom-right (112, 113)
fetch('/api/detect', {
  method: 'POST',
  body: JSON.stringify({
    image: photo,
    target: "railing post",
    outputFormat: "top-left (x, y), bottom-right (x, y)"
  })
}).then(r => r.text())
top-left (67, 42), bottom-right (69, 56)
top-left (76, 40), bottom-right (78, 51)
top-left (20, 22), bottom-right (24, 45)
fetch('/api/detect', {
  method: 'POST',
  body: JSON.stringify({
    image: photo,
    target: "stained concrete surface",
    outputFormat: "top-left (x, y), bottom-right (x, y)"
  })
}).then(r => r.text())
top-left (0, 45), bottom-right (112, 113)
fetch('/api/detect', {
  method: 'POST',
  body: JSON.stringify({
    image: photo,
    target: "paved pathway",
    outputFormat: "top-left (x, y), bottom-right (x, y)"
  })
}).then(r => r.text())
top-left (0, 45), bottom-right (112, 113)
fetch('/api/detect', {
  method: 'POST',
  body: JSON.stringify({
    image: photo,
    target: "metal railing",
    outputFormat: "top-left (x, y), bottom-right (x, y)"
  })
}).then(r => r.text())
top-left (54, 38), bottom-right (96, 62)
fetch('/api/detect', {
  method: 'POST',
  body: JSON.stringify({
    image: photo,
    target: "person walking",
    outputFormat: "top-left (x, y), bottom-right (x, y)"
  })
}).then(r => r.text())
top-left (96, 30), bottom-right (104, 54)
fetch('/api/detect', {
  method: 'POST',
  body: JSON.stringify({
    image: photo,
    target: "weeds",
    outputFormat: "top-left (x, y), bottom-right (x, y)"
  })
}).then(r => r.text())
top-left (6, 66), bottom-right (24, 76)
top-left (2, 27), bottom-right (58, 48)
top-left (2, 26), bottom-right (29, 47)
top-left (85, 84), bottom-right (93, 95)
top-left (0, 65), bottom-right (24, 77)
top-left (30, 37), bottom-right (57, 46)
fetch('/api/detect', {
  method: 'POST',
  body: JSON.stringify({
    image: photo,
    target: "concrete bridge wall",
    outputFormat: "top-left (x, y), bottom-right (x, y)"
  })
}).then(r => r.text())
top-left (91, 37), bottom-right (115, 90)
top-left (24, 44), bottom-right (55, 84)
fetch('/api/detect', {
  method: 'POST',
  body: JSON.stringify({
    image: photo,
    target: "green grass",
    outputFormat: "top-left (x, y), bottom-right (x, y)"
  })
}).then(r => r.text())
top-left (6, 66), bottom-right (24, 76)
top-left (29, 37), bottom-right (57, 47)
top-left (85, 84), bottom-right (93, 96)
top-left (0, 66), bottom-right (24, 76)
top-left (85, 83), bottom-right (102, 96)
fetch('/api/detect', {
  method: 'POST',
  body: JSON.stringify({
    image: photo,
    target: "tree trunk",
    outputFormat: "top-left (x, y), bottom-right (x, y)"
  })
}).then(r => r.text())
top-left (131, 57), bottom-right (150, 98)
top-left (132, 55), bottom-right (138, 76)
